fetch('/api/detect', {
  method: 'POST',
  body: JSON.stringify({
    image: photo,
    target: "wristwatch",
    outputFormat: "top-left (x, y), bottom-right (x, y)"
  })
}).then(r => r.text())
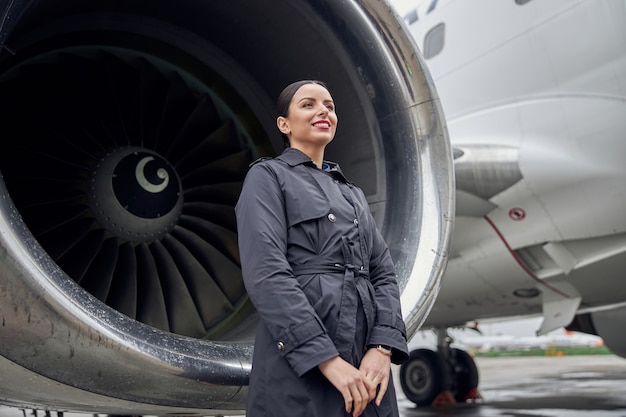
top-left (375, 345), bottom-right (392, 357)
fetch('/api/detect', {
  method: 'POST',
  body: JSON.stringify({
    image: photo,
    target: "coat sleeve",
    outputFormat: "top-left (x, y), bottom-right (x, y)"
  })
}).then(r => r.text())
top-left (364, 196), bottom-right (410, 365)
top-left (235, 162), bottom-right (339, 376)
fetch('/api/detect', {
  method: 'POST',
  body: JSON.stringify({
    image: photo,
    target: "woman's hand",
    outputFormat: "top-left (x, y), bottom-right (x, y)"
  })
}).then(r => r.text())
top-left (359, 347), bottom-right (392, 406)
top-left (318, 356), bottom-right (375, 417)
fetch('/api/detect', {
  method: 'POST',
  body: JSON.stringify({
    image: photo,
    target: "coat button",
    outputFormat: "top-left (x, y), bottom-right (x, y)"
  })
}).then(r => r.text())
top-left (328, 213), bottom-right (336, 222)
top-left (277, 341), bottom-right (285, 351)
top-left (353, 219), bottom-right (359, 227)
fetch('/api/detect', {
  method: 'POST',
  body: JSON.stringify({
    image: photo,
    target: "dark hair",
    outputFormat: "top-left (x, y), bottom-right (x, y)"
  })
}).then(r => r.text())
top-left (276, 80), bottom-right (329, 147)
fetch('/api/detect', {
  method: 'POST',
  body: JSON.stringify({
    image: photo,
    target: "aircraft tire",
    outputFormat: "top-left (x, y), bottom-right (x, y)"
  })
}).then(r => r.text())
top-left (451, 348), bottom-right (479, 402)
top-left (399, 348), bottom-right (452, 406)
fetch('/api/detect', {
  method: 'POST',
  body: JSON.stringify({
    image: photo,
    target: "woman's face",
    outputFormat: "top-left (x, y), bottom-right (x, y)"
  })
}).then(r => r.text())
top-left (277, 83), bottom-right (338, 149)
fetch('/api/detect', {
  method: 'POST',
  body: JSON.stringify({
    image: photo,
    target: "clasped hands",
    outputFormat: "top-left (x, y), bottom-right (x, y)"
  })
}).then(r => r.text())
top-left (318, 348), bottom-right (391, 417)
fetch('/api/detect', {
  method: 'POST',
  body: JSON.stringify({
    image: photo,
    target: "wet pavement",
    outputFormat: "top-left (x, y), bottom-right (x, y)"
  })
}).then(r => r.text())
top-left (2, 355), bottom-right (626, 417)
top-left (396, 355), bottom-right (626, 417)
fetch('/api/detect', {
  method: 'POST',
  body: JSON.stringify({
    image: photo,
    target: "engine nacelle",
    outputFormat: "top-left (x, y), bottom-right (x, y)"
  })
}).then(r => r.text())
top-left (0, 0), bottom-right (453, 414)
top-left (568, 307), bottom-right (626, 359)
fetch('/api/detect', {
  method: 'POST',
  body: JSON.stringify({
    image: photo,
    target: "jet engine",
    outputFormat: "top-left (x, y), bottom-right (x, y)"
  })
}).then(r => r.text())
top-left (0, 0), bottom-right (453, 414)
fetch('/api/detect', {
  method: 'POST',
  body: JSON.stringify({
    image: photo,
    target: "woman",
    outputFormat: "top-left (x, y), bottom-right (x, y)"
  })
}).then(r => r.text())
top-left (235, 80), bottom-right (409, 417)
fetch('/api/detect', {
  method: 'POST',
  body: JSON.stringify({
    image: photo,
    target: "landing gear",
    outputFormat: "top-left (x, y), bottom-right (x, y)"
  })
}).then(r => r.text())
top-left (450, 347), bottom-right (480, 402)
top-left (399, 329), bottom-right (481, 406)
top-left (399, 348), bottom-right (452, 405)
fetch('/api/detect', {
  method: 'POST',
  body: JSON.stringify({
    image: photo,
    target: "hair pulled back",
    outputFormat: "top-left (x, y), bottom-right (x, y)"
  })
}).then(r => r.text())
top-left (276, 80), bottom-right (329, 148)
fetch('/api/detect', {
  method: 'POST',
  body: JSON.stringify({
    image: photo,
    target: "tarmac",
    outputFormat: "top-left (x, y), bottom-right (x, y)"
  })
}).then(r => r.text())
top-left (396, 354), bottom-right (626, 417)
top-left (2, 354), bottom-right (626, 417)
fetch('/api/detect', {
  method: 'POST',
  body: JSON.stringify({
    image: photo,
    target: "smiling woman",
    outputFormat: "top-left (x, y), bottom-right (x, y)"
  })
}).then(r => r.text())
top-left (276, 81), bottom-right (338, 166)
top-left (235, 80), bottom-right (409, 417)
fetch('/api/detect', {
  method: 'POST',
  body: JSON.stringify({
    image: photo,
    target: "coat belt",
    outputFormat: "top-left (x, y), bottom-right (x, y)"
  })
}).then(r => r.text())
top-left (291, 237), bottom-right (375, 363)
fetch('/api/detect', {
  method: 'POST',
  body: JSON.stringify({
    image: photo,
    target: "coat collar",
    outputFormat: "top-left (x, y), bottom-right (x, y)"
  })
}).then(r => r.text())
top-left (275, 147), bottom-right (315, 167)
top-left (276, 148), bottom-right (352, 184)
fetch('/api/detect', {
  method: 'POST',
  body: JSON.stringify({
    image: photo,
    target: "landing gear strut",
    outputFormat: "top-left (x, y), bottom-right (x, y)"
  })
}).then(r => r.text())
top-left (399, 329), bottom-right (481, 406)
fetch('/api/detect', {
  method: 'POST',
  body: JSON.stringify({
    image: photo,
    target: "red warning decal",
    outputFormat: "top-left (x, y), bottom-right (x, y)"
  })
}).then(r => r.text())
top-left (508, 207), bottom-right (526, 221)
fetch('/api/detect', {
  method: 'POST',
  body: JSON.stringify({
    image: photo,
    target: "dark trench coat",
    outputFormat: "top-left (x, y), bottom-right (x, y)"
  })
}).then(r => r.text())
top-left (235, 147), bottom-right (409, 417)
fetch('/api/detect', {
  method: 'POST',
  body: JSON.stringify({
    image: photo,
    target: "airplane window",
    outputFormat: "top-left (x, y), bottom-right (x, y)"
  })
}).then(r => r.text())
top-left (423, 23), bottom-right (445, 59)
top-left (515, 0), bottom-right (534, 4)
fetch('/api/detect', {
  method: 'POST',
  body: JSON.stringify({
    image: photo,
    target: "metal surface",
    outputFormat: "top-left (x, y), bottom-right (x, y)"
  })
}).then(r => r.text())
top-left (0, 0), bottom-right (453, 414)
top-left (3, 354), bottom-right (626, 416)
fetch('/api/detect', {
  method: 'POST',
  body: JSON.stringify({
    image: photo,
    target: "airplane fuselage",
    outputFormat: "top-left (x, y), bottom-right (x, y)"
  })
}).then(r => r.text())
top-left (407, 0), bottom-right (626, 335)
